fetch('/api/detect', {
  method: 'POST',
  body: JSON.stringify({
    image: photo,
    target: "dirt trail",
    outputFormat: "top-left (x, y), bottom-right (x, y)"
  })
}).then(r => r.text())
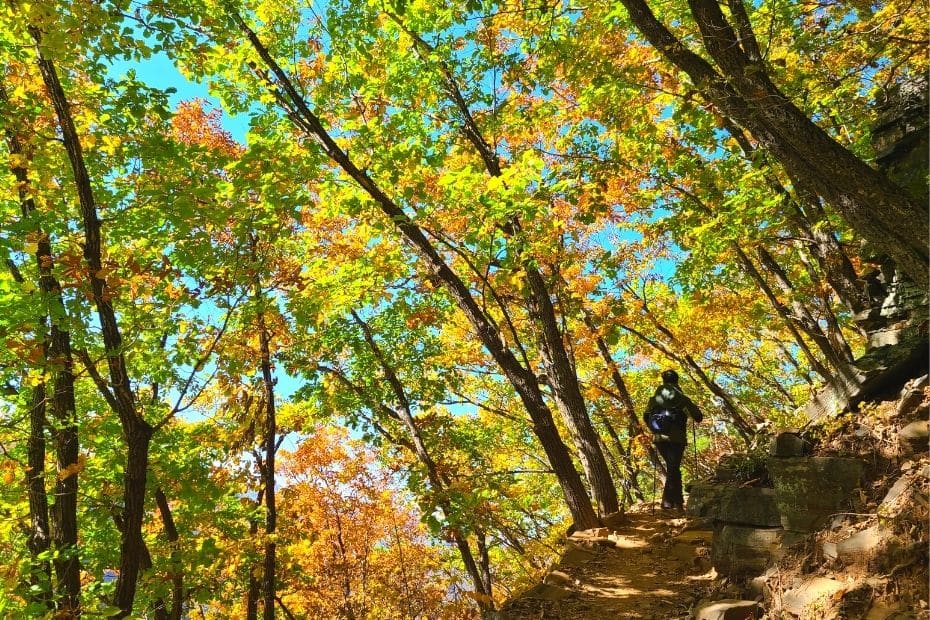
top-left (501, 507), bottom-right (716, 619)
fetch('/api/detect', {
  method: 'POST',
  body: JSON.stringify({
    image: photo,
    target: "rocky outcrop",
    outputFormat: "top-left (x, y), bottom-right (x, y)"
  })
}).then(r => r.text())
top-left (803, 336), bottom-right (928, 421)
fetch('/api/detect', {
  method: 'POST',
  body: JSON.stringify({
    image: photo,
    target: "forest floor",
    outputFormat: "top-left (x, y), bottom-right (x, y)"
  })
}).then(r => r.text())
top-left (500, 506), bottom-right (718, 619)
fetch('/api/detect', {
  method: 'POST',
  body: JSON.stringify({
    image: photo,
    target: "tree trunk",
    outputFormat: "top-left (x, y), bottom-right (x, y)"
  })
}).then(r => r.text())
top-left (2, 81), bottom-right (81, 611)
top-left (155, 488), bottom-right (184, 620)
top-left (754, 246), bottom-right (855, 372)
top-left (25, 384), bottom-right (53, 608)
top-left (115, 424), bottom-right (153, 616)
top-left (253, 268), bottom-right (277, 620)
top-left (32, 29), bottom-right (151, 617)
top-left (246, 489), bottom-right (264, 620)
top-left (722, 120), bottom-right (869, 318)
top-left (525, 267), bottom-right (619, 516)
top-left (732, 246), bottom-right (833, 380)
top-left (350, 312), bottom-right (496, 611)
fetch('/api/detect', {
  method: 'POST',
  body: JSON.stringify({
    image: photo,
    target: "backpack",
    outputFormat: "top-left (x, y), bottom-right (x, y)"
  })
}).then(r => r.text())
top-left (645, 384), bottom-right (687, 434)
top-left (646, 407), bottom-right (686, 434)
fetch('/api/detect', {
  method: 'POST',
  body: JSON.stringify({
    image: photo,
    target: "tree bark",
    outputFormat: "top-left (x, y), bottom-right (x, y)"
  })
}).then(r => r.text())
top-left (251, 252), bottom-right (277, 620)
top-left (2, 82), bottom-right (81, 611)
top-left (25, 384), bottom-right (53, 608)
top-left (155, 488), bottom-right (184, 620)
top-left (525, 267), bottom-right (619, 516)
top-left (246, 489), bottom-right (264, 620)
top-left (388, 14), bottom-right (618, 517)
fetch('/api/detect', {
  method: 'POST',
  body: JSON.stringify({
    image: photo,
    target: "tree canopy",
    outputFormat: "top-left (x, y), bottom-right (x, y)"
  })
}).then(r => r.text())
top-left (0, 0), bottom-right (925, 617)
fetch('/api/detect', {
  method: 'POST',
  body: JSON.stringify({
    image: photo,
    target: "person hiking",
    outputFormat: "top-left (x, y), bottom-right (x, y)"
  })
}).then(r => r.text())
top-left (643, 369), bottom-right (703, 511)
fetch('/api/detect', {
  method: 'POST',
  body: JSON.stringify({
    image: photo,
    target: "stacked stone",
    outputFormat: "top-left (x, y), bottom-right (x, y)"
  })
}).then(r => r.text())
top-left (686, 432), bottom-right (864, 581)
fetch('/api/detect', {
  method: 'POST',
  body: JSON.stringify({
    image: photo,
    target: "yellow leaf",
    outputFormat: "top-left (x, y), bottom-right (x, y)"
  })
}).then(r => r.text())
top-left (8, 153), bottom-right (28, 169)
top-left (57, 455), bottom-right (87, 481)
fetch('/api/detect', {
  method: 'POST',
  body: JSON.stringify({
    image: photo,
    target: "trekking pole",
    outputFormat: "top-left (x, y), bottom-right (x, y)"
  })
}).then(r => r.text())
top-left (692, 419), bottom-right (698, 474)
top-left (651, 455), bottom-right (657, 515)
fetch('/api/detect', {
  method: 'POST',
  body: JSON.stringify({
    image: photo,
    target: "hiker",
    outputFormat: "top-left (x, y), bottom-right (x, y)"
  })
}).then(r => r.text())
top-left (643, 369), bottom-right (703, 510)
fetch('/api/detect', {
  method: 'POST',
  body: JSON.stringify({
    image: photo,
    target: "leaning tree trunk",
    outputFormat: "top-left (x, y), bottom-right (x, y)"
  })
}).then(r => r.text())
top-left (350, 312), bottom-right (496, 612)
top-left (393, 19), bottom-right (619, 516)
top-left (618, 0), bottom-right (928, 287)
top-left (525, 267), bottom-right (619, 516)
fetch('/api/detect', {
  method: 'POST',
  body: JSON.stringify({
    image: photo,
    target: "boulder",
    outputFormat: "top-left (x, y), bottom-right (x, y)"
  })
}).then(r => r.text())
top-left (601, 510), bottom-right (627, 530)
top-left (878, 478), bottom-right (911, 520)
top-left (835, 525), bottom-right (895, 567)
top-left (687, 483), bottom-right (781, 527)
top-left (694, 599), bottom-right (761, 620)
top-left (781, 576), bottom-right (846, 618)
top-left (768, 457), bottom-right (864, 532)
top-left (865, 601), bottom-right (919, 619)
top-left (898, 420), bottom-right (929, 453)
top-left (770, 432), bottom-right (812, 457)
top-left (543, 570), bottom-right (572, 587)
top-left (558, 545), bottom-right (595, 569)
top-left (896, 374), bottom-right (928, 417)
top-left (521, 582), bottom-right (572, 601)
top-left (711, 525), bottom-right (804, 579)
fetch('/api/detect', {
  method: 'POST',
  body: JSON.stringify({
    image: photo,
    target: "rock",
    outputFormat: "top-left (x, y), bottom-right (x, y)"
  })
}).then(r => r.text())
top-left (837, 581), bottom-right (878, 619)
top-left (543, 569), bottom-right (571, 587)
top-left (693, 599), bottom-right (760, 620)
top-left (690, 484), bottom-right (782, 528)
top-left (781, 576), bottom-right (846, 617)
top-left (522, 582), bottom-right (572, 601)
top-left (879, 473), bottom-right (917, 518)
top-left (822, 541), bottom-right (838, 562)
top-left (570, 527), bottom-right (609, 539)
top-left (899, 420), bottom-right (929, 453)
top-left (748, 566), bottom-right (778, 598)
top-left (835, 525), bottom-right (895, 567)
top-left (896, 374), bottom-right (928, 417)
top-left (607, 533), bottom-right (646, 549)
top-left (711, 525), bottom-right (804, 579)
top-left (865, 601), bottom-right (918, 619)
top-left (770, 431), bottom-right (812, 457)
top-left (601, 510), bottom-right (627, 530)
top-left (804, 337), bottom-right (929, 421)
top-left (558, 545), bottom-right (595, 569)
top-left (767, 457), bottom-right (865, 532)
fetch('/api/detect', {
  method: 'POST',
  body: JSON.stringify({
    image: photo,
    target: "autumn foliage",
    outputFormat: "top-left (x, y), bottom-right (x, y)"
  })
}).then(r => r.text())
top-left (0, 0), bottom-right (926, 617)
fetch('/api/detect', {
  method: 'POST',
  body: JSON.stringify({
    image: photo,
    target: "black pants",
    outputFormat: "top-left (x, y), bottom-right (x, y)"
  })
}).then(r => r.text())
top-left (656, 441), bottom-right (685, 508)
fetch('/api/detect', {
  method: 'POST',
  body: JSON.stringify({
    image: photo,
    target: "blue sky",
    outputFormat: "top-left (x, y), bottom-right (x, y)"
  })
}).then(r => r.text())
top-left (107, 51), bottom-right (250, 142)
